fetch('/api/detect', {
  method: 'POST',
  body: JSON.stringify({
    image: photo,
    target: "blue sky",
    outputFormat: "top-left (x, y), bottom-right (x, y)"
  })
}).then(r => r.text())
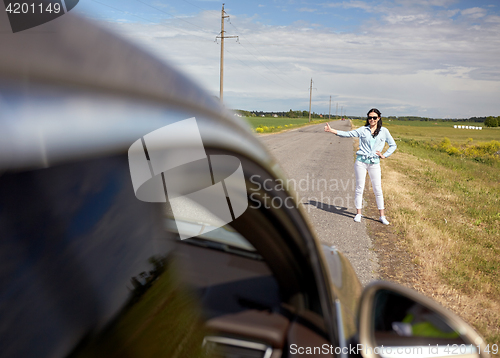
top-left (73, 1), bottom-right (500, 118)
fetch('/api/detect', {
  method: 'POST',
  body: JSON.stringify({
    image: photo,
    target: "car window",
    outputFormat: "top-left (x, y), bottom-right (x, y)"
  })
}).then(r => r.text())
top-left (0, 154), bottom-right (213, 358)
top-left (166, 218), bottom-right (258, 254)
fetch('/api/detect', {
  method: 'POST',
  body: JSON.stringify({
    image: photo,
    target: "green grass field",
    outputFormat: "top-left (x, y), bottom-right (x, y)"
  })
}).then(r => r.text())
top-left (352, 119), bottom-right (500, 143)
top-left (245, 116), bottom-right (331, 133)
top-left (246, 116), bottom-right (312, 127)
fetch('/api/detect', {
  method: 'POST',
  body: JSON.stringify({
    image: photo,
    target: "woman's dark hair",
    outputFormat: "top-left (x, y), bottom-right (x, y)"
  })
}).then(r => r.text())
top-left (365, 108), bottom-right (382, 137)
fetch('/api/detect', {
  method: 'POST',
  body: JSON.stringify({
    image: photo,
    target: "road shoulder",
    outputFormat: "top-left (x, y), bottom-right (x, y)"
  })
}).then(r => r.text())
top-left (363, 180), bottom-right (420, 287)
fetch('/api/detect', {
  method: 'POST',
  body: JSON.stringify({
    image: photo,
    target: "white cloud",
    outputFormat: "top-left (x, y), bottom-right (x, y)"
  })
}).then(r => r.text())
top-left (94, 4), bottom-right (500, 117)
top-left (486, 15), bottom-right (500, 23)
top-left (298, 8), bottom-right (317, 13)
top-left (383, 13), bottom-right (430, 24)
top-left (461, 7), bottom-right (487, 19)
top-left (394, 0), bottom-right (458, 7)
top-left (444, 9), bottom-right (460, 17)
top-left (114, 18), bottom-right (133, 23)
top-left (322, 1), bottom-right (374, 12)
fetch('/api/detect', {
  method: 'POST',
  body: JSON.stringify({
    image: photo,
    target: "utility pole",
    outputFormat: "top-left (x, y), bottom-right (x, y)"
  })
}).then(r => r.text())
top-left (308, 78), bottom-right (313, 123)
top-left (336, 102), bottom-right (338, 120)
top-left (329, 96), bottom-right (331, 120)
top-left (216, 4), bottom-right (238, 103)
top-left (341, 106), bottom-right (343, 120)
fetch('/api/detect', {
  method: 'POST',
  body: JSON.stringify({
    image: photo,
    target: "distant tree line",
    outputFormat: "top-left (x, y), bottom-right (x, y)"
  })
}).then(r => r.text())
top-left (234, 109), bottom-right (330, 119)
top-left (233, 110), bottom-right (499, 126)
top-left (484, 116), bottom-right (499, 127)
top-left (387, 115), bottom-right (499, 126)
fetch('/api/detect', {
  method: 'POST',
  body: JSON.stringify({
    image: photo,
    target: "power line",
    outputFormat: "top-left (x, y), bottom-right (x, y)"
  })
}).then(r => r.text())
top-left (91, 0), bottom-right (214, 41)
top-left (224, 47), bottom-right (283, 88)
top-left (180, 0), bottom-right (220, 21)
top-left (233, 40), bottom-right (303, 91)
top-left (134, 0), bottom-right (217, 34)
top-left (329, 95), bottom-right (331, 120)
top-left (226, 50), bottom-right (286, 86)
top-left (216, 4), bottom-right (239, 103)
top-left (92, 1), bottom-right (307, 100)
top-left (309, 78), bottom-right (313, 122)
top-left (180, 0), bottom-right (209, 12)
top-left (229, 22), bottom-right (302, 90)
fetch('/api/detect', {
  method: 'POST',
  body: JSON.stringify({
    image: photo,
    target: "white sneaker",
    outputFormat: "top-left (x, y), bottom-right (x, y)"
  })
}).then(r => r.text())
top-left (380, 216), bottom-right (390, 225)
top-left (354, 214), bottom-right (362, 223)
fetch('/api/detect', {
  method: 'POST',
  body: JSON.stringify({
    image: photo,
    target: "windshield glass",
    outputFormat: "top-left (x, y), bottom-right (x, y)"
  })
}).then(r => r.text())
top-left (165, 217), bottom-right (256, 252)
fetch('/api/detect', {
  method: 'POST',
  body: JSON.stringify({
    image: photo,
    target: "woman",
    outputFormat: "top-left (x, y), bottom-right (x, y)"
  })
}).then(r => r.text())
top-left (324, 108), bottom-right (396, 225)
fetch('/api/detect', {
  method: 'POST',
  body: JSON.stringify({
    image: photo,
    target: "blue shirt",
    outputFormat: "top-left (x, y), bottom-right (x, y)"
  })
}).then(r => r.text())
top-left (336, 126), bottom-right (397, 164)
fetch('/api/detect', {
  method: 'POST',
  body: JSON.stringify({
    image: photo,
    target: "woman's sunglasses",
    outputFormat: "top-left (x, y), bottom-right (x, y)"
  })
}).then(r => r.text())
top-left (368, 116), bottom-right (379, 120)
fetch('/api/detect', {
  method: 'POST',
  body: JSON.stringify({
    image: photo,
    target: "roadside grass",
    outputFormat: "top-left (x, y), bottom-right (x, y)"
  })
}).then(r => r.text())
top-left (383, 148), bottom-right (500, 345)
top-left (351, 119), bottom-right (500, 348)
top-left (245, 116), bottom-right (331, 133)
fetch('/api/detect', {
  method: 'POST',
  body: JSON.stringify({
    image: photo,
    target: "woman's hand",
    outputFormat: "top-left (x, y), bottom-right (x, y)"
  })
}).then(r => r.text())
top-left (376, 151), bottom-right (386, 159)
top-left (324, 123), bottom-right (337, 134)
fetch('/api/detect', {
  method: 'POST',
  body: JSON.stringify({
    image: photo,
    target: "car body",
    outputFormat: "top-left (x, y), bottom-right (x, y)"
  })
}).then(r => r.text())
top-left (0, 11), bottom-right (489, 358)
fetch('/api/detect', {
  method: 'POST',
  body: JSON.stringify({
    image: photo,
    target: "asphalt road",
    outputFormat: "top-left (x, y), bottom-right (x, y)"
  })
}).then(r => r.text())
top-left (259, 120), bottom-right (379, 286)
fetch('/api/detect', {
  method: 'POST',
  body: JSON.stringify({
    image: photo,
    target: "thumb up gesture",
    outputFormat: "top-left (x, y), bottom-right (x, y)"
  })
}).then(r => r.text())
top-left (324, 122), bottom-right (336, 134)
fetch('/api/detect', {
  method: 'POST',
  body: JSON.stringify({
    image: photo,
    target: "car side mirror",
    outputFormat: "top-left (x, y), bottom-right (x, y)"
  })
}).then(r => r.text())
top-left (358, 281), bottom-right (489, 358)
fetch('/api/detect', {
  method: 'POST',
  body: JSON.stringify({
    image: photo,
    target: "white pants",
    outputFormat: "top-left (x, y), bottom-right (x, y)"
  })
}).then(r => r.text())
top-left (354, 160), bottom-right (384, 210)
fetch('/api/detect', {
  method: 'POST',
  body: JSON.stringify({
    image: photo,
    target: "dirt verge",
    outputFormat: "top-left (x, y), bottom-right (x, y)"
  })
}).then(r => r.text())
top-left (363, 170), bottom-right (423, 289)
